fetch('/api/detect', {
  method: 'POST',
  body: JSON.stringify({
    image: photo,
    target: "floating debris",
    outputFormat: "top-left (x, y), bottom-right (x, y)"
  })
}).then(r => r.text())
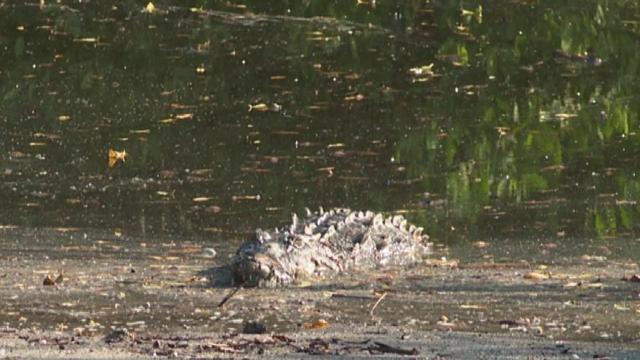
top-left (108, 149), bottom-right (127, 168)
top-left (248, 103), bottom-right (282, 112)
top-left (231, 194), bottom-right (261, 201)
top-left (144, 2), bottom-right (155, 14)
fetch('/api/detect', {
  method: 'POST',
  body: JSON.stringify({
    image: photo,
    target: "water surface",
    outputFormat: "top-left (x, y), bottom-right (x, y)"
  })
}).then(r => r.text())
top-left (1, 1), bottom-right (639, 256)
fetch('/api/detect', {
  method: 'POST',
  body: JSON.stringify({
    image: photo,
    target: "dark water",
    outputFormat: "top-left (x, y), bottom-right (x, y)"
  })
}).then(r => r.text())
top-left (1, 1), bottom-right (639, 253)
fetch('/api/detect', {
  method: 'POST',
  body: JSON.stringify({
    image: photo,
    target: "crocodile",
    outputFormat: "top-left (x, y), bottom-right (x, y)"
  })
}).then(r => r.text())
top-left (232, 207), bottom-right (432, 287)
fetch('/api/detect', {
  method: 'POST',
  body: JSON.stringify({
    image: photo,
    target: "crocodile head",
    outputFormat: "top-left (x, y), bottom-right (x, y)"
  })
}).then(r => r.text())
top-left (232, 231), bottom-right (298, 287)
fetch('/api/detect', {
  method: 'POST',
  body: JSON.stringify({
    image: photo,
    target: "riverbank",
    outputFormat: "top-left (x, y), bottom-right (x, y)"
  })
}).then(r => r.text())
top-left (1, 228), bottom-right (639, 358)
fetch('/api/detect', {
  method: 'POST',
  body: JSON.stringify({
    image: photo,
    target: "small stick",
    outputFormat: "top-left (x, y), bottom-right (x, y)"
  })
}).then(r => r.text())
top-left (369, 292), bottom-right (387, 316)
top-left (371, 341), bottom-right (419, 355)
top-left (218, 287), bottom-right (240, 308)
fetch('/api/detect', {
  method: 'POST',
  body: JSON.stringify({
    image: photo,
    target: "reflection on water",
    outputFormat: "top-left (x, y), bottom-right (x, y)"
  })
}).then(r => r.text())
top-left (0, 1), bottom-right (639, 252)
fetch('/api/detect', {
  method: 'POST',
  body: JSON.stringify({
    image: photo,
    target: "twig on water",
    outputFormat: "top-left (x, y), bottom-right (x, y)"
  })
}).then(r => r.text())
top-left (218, 287), bottom-right (240, 308)
top-left (369, 291), bottom-right (387, 316)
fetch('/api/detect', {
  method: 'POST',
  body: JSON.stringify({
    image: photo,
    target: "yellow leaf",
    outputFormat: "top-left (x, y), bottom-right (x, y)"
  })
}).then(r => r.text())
top-left (175, 113), bottom-right (193, 120)
top-left (108, 149), bottom-right (127, 168)
top-left (248, 103), bottom-right (269, 112)
top-left (145, 2), bottom-right (155, 13)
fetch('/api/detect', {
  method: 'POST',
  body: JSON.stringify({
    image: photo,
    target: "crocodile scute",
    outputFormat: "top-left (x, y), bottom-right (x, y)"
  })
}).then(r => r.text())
top-left (231, 207), bottom-right (432, 287)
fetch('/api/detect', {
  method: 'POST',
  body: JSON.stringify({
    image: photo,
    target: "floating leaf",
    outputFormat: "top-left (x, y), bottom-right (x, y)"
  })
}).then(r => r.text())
top-left (248, 103), bottom-right (269, 112)
top-left (129, 129), bottom-right (151, 134)
top-left (409, 63), bottom-right (434, 76)
top-left (344, 94), bottom-right (365, 101)
top-left (73, 37), bottom-right (98, 43)
top-left (145, 2), bottom-right (155, 13)
top-left (175, 113), bottom-right (193, 120)
top-left (108, 149), bottom-right (127, 168)
top-left (232, 194), bottom-right (261, 201)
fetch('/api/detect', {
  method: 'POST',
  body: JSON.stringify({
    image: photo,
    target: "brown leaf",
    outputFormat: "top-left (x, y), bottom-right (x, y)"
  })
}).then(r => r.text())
top-left (303, 319), bottom-right (329, 329)
top-left (43, 275), bottom-right (55, 286)
top-left (108, 149), bottom-right (127, 168)
top-left (524, 272), bottom-right (549, 281)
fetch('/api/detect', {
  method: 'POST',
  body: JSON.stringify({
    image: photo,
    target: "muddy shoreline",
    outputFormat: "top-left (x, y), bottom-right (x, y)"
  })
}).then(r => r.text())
top-left (2, 325), bottom-right (640, 359)
top-left (1, 228), bottom-right (639, 358)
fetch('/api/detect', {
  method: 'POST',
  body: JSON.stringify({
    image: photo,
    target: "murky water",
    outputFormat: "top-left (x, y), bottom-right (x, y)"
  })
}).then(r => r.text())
top-left (1, 1), bottom-right (639, 253)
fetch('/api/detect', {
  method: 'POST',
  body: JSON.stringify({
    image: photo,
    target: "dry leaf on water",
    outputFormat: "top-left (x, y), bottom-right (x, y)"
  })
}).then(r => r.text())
top-left (108, 149), bottom-right (127, 168)
top-left (248, 103), bottom-right (269, 112)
